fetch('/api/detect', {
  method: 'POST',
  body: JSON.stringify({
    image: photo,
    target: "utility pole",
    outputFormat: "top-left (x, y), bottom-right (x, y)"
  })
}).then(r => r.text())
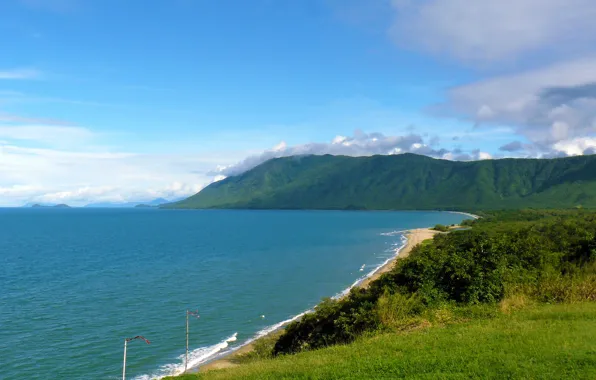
top-left (185, 309), bottom-right (200, 373)
top-left (123, 335), bottom-right (151, 380)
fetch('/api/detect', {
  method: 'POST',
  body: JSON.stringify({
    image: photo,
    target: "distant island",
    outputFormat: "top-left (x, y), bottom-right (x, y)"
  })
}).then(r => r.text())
top-left (21, 197), bottom-right (180, 209)
top-left (164, 153), bottom-right (596, 210)
top-left (30, 204), bottom-right (71, 208)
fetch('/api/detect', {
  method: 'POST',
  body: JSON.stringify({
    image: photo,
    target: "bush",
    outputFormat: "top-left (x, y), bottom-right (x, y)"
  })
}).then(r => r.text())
top-left (461, 219), bottom-right (476, 227)
top-left (273, 294), bottom-right (380, 355)
top-left (432, 224), bottom-right (449, 232)
top-left (506, 263), bottom-right (596, 304)
top-left (232, 333), bottom-right (279, 364)
top-left (376, 292), bottom-right (425, 330)
top-left (272, 210), bottom-right (596, 356)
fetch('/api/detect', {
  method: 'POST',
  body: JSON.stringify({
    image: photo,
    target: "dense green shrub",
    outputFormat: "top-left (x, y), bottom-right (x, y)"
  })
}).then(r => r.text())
top-left (432, 224), bottom-right (449, 232)
top-left (273, 210), bottom-right (596, 356)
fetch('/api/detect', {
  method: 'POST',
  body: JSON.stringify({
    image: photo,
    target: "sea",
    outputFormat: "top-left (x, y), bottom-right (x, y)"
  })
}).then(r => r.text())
top-left (0, 209), bottom-right (469, 379)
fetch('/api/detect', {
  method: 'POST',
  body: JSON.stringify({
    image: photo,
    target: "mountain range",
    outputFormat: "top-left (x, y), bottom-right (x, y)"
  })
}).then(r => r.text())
top-left (165, 153), bottom-right (596, 210)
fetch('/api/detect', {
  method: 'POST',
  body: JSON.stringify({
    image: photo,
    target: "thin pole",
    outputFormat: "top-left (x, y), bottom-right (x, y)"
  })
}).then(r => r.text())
top-left (185, 309), bottom-right (189, 373)
top-left (122, 339), bottom-right (127, 380)
top-left (121, 336), bottom-right (150, 379)
top-left (184, 309), bottom-right (199, 374)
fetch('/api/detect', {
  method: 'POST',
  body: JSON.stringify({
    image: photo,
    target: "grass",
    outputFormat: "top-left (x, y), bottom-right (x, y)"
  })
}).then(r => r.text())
top-left (167, 302), bottom-right (596, 379)
top-left (228, 332), bottom-right (280, 364)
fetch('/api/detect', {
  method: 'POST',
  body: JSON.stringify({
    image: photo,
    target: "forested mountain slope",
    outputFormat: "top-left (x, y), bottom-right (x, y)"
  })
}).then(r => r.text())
top-left (167, 154), bottom-right (596, 210)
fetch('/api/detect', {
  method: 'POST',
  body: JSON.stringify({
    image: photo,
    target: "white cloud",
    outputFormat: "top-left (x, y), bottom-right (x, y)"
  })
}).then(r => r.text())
top-left (0, 68), bottom-right (41, 80)
top-left (209, 130), bottom-right (495, 177)
top-left (381, 0), bottom-right (596, 158)
top-left (0, 184), bottom-right (43, 197)
top-left (438, 58), bottom-right (596, 152)
top-left (389, 0), bottom-right (596, 64)
top-left (0, 119), bottom-right (243, 206)
top-left (210, 131), bottom-right (425, 176)
top-left (326, 0), bottom-right (596, 158)
top-left (0, 143), bottom-right (220, 206)
top-left (552, 137), bottom-right (596, 156)
top-left (33, 186), bottom-right (120, 204)
top-left (31, 182), bottom-right (207, 205)
top-left (478, 152), bottom-right (492, 160)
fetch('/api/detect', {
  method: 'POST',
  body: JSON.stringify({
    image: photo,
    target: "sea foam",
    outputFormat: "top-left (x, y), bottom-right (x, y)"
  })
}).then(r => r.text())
top-left (134, 333), bottom-right (238, 380)
top-left (137, 232), bottom-right (408, 379)
top-left (333, 233), bottom-right (408, 299)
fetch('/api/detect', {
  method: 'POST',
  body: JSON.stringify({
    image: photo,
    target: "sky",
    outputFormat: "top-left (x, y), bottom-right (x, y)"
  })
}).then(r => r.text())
top-left (1, 0), bottom-right (596, 206)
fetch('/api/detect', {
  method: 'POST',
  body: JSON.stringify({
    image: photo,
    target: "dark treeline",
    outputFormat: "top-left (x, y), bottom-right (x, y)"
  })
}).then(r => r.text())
top-left (273, 210), bottom-right (596, 355)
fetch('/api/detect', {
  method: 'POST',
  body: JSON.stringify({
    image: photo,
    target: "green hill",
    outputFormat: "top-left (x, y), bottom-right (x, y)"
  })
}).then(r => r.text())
top-left (166, 153), bottom-right (596, 210)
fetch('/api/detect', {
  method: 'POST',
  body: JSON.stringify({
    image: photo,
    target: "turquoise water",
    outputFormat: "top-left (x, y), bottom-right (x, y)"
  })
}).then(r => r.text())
top-left (0, 209), bottom-right (468, 379)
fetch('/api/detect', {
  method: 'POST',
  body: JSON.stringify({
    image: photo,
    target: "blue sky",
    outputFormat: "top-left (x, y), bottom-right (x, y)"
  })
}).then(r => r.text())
top-left (1, 0), bottom-right (596, 206)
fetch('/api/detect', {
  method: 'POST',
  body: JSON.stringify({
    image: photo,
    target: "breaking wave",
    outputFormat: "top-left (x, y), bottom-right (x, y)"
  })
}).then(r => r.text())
top-left (136, 231), bottom-right (408, 379)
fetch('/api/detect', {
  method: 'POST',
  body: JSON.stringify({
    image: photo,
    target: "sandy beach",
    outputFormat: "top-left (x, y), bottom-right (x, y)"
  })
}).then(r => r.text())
top-left (357, 228), bottom-right (438, 289)
top-left (197, 227), bottom-right (439, 373)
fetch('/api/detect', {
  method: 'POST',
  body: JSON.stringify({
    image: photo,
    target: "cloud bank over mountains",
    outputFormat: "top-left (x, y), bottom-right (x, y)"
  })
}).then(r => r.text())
top-left (210, 131), bottom-right (493, 178)
top-left (386, 0), bottom-right (596, 158)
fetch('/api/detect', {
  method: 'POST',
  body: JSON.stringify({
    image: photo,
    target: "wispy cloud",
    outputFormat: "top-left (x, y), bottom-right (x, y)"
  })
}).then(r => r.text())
top-left (0, 68), bottom-right (41, 80)
top-left (389, 0), bottom-right (596, 66)
top-left (0, 125), bottom-right (96, 146)
top-left (0, 117), bottom-right (244, 206)
top-left (437, 58), bottom-right (596, 155)
top-left (0, 140), bottom-right (230, 206)
top-left (0, 112), bottom-right (75, 126)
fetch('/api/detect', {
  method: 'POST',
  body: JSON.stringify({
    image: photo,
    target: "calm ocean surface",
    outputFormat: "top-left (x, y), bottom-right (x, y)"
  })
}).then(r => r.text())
top-left (0, 209), bottom-right (468, 379)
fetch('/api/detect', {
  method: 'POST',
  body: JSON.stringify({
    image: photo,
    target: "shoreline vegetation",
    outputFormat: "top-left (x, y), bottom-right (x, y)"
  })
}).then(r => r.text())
top-left (166, 209), bottom-right (596, 379)
top-left (195, 226), bottom-right (454, 373)
top-left (183, 213), bottom-right (480, 374)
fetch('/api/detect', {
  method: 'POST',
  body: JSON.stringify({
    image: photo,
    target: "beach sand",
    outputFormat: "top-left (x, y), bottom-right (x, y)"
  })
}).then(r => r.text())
top-left (198, 227), bottom-right (438, 372)
top-left (357, 228), bottom-right (438, 290)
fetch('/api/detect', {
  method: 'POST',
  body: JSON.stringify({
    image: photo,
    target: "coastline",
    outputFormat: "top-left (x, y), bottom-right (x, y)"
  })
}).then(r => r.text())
top-left (197, 227), bottom-right (439, 373)
top-left (449, 211), bottom-right (480, 219)
top-left (357, 228), bottom-right (438, 290)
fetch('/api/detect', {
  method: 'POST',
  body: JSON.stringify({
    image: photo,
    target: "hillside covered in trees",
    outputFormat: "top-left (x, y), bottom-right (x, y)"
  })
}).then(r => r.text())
top-left (166, 154), bottom-right (596, 210)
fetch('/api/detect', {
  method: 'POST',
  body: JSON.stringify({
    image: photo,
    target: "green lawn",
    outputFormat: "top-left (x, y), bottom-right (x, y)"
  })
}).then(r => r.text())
top-left (170, 302), bottom-right (596, 379)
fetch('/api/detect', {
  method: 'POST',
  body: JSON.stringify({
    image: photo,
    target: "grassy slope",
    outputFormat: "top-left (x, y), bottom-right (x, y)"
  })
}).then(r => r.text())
top-left (167, 154), bottom-right (596, 210)
top-left (170, 303), bottom-right (596, 379)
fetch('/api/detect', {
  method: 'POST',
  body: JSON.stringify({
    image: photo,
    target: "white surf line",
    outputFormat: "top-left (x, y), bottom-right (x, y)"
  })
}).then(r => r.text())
top-left (448, 211), bottom-right (480, 219)
top-left (185, 230), bottom-right (412, 374)
top-left (333, 232), bottom-right (409, 299)
top-left (136, 333), bottom-right (239, 379)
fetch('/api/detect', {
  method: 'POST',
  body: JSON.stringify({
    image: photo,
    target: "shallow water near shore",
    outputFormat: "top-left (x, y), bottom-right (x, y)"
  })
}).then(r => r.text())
top-left (0, 209), bottom-right (468, 379)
